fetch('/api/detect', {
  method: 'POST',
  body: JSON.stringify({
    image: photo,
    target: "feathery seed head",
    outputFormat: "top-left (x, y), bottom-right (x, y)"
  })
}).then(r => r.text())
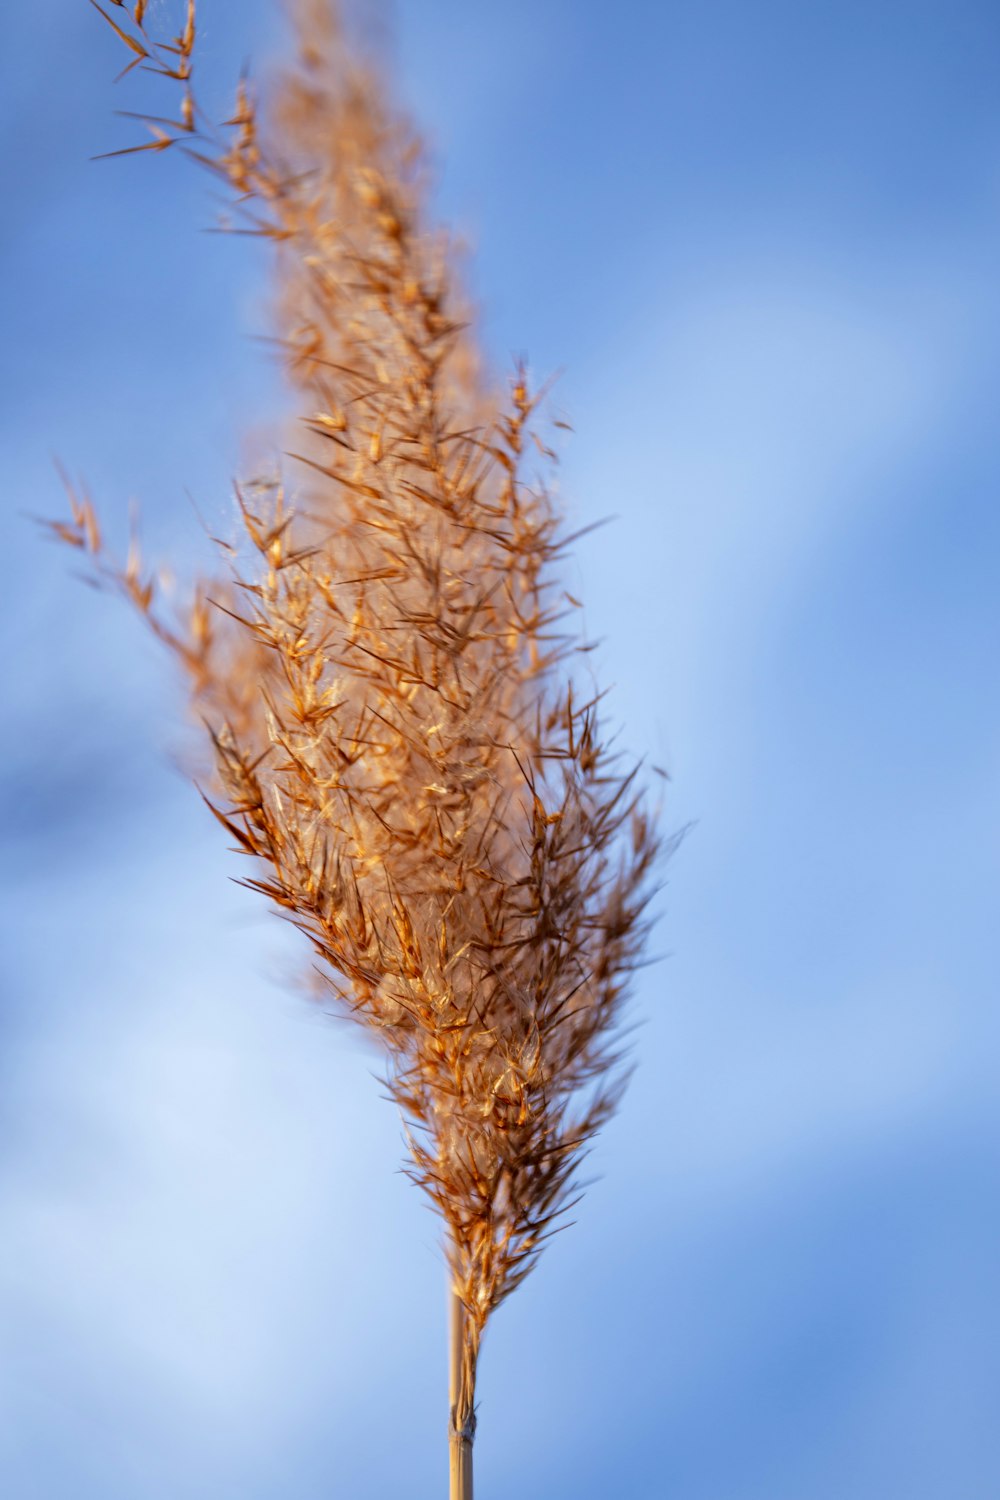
top-left (59, 0), bottom-right (666, 1372)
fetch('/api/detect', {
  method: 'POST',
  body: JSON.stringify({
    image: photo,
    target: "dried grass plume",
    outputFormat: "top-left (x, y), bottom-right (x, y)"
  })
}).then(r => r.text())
top-left (54, 3), bottom-right (667, 1494)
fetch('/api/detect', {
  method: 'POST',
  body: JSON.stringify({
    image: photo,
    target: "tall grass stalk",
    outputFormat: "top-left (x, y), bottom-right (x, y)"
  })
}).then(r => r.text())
top-left (52, 4), bottom-right (667, 1494)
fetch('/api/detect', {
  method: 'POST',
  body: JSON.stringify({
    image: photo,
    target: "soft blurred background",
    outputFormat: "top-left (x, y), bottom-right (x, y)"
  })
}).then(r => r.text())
top-left (2, 1), bottom-right (998, 1496)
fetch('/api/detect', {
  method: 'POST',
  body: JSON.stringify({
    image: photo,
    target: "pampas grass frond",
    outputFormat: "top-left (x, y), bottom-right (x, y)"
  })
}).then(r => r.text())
top-left (51, 4), bottom-right (667, 1494)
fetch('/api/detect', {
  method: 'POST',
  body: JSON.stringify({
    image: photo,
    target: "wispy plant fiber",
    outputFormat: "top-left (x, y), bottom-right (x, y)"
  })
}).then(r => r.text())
top-left (54, 3), bottom-right (664, 1491)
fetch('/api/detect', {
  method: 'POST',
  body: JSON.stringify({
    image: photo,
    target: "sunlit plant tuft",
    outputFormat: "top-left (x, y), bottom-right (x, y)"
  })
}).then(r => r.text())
top-left (54, 4), bottom-right (666, 1494)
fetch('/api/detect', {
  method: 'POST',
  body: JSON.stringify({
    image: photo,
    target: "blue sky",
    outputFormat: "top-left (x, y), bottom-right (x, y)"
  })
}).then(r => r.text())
top-left (2, 2), bottom-right (999, 1496)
